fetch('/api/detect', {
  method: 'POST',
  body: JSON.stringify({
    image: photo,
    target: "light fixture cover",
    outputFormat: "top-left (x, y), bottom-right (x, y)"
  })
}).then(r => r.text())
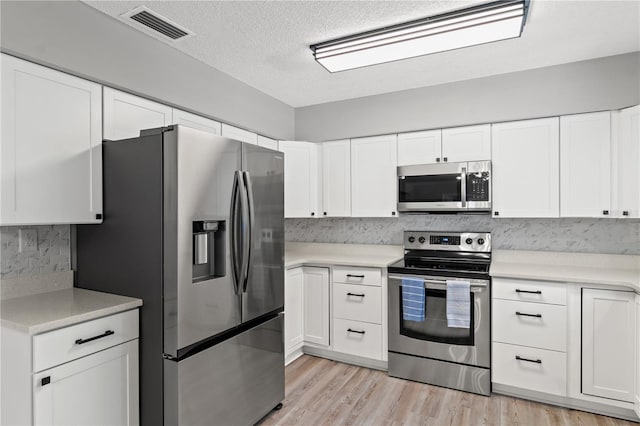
top-left (311, 0), bottom-right (529, 72)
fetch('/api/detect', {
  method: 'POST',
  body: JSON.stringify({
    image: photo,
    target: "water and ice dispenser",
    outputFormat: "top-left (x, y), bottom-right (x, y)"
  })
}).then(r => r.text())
top-left (192, 220), bottom-right (225, 282)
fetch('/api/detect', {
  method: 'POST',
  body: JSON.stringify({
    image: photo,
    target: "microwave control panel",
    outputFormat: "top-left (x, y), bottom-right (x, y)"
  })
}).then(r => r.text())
top-left (466, 172), bottom-right (490, 201)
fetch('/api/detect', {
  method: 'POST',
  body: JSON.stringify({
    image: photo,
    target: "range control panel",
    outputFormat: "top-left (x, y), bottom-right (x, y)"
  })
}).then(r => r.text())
top-left (404, 231), bottom-right (491, 252)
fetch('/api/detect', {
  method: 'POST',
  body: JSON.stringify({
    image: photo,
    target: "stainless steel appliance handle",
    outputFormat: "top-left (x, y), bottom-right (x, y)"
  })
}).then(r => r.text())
top-left (237, 172), bottom-right (250, 294)
top-left (461, 166), bottom-right (467, 208)
top-left (241, 171), bottom-right (255, 293)
top-left (388, 275), bottom-right (488, 290)
top-left (229, 171), bottom-right (242, 295)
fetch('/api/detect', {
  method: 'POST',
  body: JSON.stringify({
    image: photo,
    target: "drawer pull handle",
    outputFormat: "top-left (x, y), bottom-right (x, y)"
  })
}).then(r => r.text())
top-left (346, 274), bottom-right (365, 278)
top-left (516, 355), bottom-right (542, 364)
top-left (515, 289), bottom-right (542, 295)
top-left (41, 376), bottom-right (51, 386)
top-left (347, 328), bottom-right (365, 334)
top-left (347, 292), bottom-right (365, 297)
top-left (75, 330), bottom-right (115, 345)
top-left (515, 311), bottom-right (542, 318)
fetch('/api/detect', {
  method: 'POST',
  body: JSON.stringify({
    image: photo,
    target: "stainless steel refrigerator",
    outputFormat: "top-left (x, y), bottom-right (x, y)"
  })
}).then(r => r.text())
top-left (75, 125), bottom-right (285, 426)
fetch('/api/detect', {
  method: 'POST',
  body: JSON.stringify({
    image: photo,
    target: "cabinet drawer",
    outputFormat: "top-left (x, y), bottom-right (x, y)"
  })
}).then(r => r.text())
top-left (493, 299), bottom-right (566, 351)
top-left (33, 310), bottom-right (139, 373)
top-left (332, 267), bottom-right (381, 287)
top-left (332, 318), bottom-right (382, 360)
top-left (493, 278), bottom-right (566, 305)
top-left (333, 283), bottom-right (382, 324)
top-left (492, 342), bottom-right (566, 396)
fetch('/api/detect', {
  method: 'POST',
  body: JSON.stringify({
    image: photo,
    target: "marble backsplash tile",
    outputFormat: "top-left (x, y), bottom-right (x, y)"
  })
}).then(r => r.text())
top-left (285, 216), bottom-right (640, 255)
top-left (0, 225), bottom-right (71, 279)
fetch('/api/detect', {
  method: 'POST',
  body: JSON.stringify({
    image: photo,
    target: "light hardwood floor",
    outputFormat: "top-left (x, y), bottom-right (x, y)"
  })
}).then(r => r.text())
top-left (260, 355), bottom-right (637, 425)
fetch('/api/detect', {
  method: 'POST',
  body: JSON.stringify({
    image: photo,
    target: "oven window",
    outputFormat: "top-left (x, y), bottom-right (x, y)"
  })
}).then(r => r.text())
top-left (398, 174), bottom-right (462, 203)
top-left (399, 288), bottom-right (474, 346)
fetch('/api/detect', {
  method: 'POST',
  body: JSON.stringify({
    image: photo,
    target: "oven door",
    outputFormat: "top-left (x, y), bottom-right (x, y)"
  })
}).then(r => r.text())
top-left (388, 274), bottom-right (490, 368)
top-left (397, 163), bottom-right (466, 212)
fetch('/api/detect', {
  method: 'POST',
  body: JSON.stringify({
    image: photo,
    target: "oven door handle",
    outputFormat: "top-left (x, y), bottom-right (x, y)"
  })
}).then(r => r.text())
top-left (389, 275), bottom-right (488, 290)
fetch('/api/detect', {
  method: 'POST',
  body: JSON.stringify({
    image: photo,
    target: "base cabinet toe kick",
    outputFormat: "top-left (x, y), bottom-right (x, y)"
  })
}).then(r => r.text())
top-left (491, 278), bottom-right (640, 422)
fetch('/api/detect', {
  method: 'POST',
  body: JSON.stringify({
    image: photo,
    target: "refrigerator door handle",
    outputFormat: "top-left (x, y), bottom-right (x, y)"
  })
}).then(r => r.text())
top-left (242, 171), bottom-right (255, 293)
top-left (229, 170), bottom-right (243, 295)
top-left (238, 171), bottom-right (251, 293)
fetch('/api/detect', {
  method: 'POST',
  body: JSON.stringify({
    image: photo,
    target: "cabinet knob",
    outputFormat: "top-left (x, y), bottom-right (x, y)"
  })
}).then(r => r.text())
top-left (95, 213), bottom-right (102, 220)
top-left (623, 211), bottom-right (629, 216)
top-left (391, 211), bottom-right (396, 216)
top-left (323, 212), bottom-right (327, 216)
top-left (494, 211), bottom-right (500, 216)
top-left (443, 157), bottom-right (448, 162)
top-left (436, 157), bottom-right (441, 162)
top-left (602, 210), bottom-right (609, 216)
top-left (311, 212), bottom-right (315, 216)
top-left (41, 376), bottom-right (51, 386)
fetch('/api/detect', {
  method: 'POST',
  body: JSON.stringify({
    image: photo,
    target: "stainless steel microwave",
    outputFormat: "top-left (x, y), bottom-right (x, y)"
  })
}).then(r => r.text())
top-left (397, 161), bottom-right (491, 213)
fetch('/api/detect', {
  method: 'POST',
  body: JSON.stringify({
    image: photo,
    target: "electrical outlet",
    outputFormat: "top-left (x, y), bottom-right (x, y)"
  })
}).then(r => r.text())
top-left (19, 228), bottom-right (38, 253)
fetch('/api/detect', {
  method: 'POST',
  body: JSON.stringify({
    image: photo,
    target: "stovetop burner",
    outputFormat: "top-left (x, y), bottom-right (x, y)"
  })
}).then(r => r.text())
top-left (388, 231), bottom-right (492, 279)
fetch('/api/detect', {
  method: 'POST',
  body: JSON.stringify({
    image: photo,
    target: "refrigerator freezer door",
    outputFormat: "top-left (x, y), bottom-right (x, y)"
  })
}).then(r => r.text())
top-left (164, 314), bottom-right (285, 426)
top-left (241, 144), bottom-right (285, 322)
top-left (164, 126), bottom-right (243, 357)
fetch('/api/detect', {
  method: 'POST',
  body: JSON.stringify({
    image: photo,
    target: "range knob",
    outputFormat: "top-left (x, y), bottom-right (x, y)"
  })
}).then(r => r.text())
top-left (418, 236), bottom-right (426, 244)
top-left (408, 236), bottom-right (415, 243)
top-left (477, 238), bottom-right (485, 245)
top-left (465, 238), bottom-right (473, 245)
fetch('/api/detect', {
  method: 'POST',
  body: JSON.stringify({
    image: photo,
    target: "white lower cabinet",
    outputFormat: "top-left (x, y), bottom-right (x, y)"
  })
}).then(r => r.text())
top-left (1, 309), bottom-right (139, 426)
top-left (635, 294), bottom-right (640, 417)
top-left (582, 288), bottom-right (636, 402)
top-left (284, 267), bottom-right (304, 362)
top-left (493, 342), bottom-right (567, 396)
top-left (33, 341), bottom-right (138, 426)
top-left (492, 279), bottom-right (568, 396)
top-left (303, 267), bottom-right (330, 347)
top-left (332, 318), bottom-right (382, 360)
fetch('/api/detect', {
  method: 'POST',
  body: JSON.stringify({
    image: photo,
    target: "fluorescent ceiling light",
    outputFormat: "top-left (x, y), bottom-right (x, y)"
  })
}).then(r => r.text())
top-left (310, 0), bottom-right (529, 73)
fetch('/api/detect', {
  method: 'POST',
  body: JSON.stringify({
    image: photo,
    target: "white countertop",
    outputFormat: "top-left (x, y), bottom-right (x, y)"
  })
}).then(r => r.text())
top-left (285, 242), bottom-right (404, 269)
top-left (490, 250), bottom-right (640, 293)
top-left (1, 288), bottom-right (143, 335)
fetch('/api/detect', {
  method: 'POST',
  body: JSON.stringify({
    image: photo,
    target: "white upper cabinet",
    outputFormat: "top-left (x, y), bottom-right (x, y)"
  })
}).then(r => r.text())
top-left (103, 87), bottom-right (172, 140)
top-left (172, 109), bottom-right (221, 135)
top-left (1, 54), bottom-right (103, 225)
top-left (322, 140), bottom-right (351, 217)
top-left (397, 130), bottom-right (441, 166)
top-left (257, 135), bottom-right (278, 151)
top-left (278, 141), bottom-right (321, 218)
top-left (441, 124), bottom-right (491, 163)
top-left (491, 118), bottom-right (560, 218)
top-left (221, 123), bottom-right (258, 145)
top-left (612, 105), bottom-right (640, 218)
top-left (560, 112), bottom-right (611, 218)
top-left (351, 135), bottom-right (398, 217)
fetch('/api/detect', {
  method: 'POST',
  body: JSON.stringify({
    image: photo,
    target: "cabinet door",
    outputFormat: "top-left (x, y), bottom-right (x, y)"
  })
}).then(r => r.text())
top-left (322, 140), bottom-right (351, 217)
top-left (173, 108), bottom-right (221, 135)
top-left (397, 130), bottom-right (442, 166)
top-left (279, 141), bottom-right (321, 218)
top-left (103, 87), bottom-right (172, 140)
top-left (636, 294), bottom-right (640, 417)
top-left (303, 267), bottom-right (330, 347)
top-left (284, 268), bottom-right (304, 356)
top-left (582, 288), bottom-right (635, 402)
top-left (33, 340), bottom-right (139, 426)
top-left (442, 124), bottom-right (491, 163)
top-left (257, 135), bottom-right (278, 150)
top-left (351, 135), bottom-right (398, 217)
top-left (560, 112), bottom-right (611, 217)
top-left (221, 123), bottom-right (258, 145)
top-left (612, 105), bottom-right (640, 218)
top-left (491, 118), bottom-right (560, 218)
top-left (1, 54), bottom-right (102, 225)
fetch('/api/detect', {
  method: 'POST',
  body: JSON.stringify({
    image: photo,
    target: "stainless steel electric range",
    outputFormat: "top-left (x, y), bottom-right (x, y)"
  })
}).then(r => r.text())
top-left (387, 231), bottom-right (492, 396)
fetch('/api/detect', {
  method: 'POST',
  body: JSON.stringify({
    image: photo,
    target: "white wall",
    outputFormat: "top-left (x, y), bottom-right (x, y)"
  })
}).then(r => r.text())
top-left (0, 1), bottom-right (295, 140)
top-left (295, 52), bottom-right (640, 141)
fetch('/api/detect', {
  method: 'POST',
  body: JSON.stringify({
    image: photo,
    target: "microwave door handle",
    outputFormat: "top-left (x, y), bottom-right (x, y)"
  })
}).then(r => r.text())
top-left (461, 167), bottom-right (467, 208)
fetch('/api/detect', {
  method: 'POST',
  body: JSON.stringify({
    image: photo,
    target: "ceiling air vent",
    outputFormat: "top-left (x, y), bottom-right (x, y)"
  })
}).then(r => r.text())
top-left (121, 6), bottom-right (194, 41)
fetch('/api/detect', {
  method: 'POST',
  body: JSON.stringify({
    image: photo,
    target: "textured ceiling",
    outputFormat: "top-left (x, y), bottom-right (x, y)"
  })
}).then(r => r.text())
top-left (84, 0), bottom-right (640, 107)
